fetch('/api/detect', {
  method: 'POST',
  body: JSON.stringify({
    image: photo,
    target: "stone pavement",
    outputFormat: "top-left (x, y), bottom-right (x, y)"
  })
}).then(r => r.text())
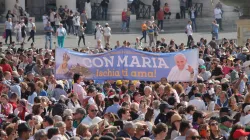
top-left (0, 32), bottom-right (237, 50)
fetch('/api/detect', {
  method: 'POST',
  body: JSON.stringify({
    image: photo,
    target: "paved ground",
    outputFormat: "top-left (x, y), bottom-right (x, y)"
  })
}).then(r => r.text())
top-left (0, 32), bottom-right (237, 49)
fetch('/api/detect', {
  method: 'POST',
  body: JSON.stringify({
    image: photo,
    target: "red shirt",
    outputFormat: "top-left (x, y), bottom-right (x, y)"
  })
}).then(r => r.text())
top-left (164, 6), bottom-right (170, 13)
top-left (157, 10), bottom-right (164, 20)
top-left (122, 11), bottom-right (127, 21)
top-left (9, 101), bottom-right (17, 111)
top-left (0, 64), bottom-right (12, 73)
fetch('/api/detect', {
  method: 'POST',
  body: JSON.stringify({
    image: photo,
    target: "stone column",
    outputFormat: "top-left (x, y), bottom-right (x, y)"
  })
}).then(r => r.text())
top-left (5, 0), bottom-right (25, 12)
top-left (56, 0), bottom-right (76, 11)
top-left (109, 0), bottom-right (127, 21)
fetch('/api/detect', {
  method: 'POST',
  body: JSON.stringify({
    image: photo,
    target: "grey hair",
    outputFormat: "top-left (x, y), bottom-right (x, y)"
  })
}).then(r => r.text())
top-left (152, 100), bottom-right (161, 110)
top-left (159, 85), bottom-right (165, 89)
top-left (54, 121), bottom-right (66, 128)
top-left (174, 53), bottom-right (187, 61)
top-left (63, 109), bottom-right (73, 116)
top-left (53, 115), bottom-right (62, 122)
top-left (185, 128), bottom-right (199, 137)
top-left (34, 130), bottom-right (47, 140)
top-left (123, 122), bottom-right (136, 130)
top-left (144, 86), bottom-right (152, 92)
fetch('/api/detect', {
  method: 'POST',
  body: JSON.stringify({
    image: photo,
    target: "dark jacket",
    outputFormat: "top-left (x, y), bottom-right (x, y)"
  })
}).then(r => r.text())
top-left (101, 0), bottom-right (109, 8)
top-left (152, 0), bottom-right (161, 10)
top-left (116, 130), bottom-right (131, 138)
top-left (154, 113), bottom-right (167, 125)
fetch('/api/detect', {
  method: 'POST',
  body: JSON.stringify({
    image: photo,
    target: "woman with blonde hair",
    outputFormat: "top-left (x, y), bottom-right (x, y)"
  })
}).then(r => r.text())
top-left (228, 96), bottom-right (238, 111)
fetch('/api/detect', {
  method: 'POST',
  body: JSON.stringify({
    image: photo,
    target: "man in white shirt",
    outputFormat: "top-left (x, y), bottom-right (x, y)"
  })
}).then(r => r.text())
top-left (81, 104), bottom-right (101, 126)
top-left (27, 18), bottom-right (36, 43)
top-left (167, 53), bottom-right (196, 82)
top-left (72, 73), bottom-right (87, 104)
top-left (188, 93), bottom-right (206, 111)
top-left (49, 9), bottom-right (56, 30)
top-left (186, 20), bottom-right (193, 48)
top-left (214, 6), bottom-right (223, 30)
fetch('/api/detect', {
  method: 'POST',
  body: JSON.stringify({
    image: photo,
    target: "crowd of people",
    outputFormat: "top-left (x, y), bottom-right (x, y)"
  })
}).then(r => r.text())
top-left (1, 1), bottom-right (250, 140)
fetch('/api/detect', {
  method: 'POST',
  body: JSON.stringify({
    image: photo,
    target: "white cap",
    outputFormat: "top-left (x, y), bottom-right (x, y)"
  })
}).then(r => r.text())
top-left (92, 117), bottom-right (103, 125)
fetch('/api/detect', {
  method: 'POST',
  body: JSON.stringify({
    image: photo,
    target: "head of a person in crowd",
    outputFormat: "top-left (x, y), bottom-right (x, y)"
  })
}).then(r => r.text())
top-left (133, 92), bottom-right (141, 103)
top-left (18, 123), bottom-right (31, 140)
top-left (143, 86), bottom-right (152, 97)
top-left (25, 114), bottom-right (35, 128)
top-left (179, 121), bottom-right (192, 136)
top-left (33, 129), bottom-right (47, 140)
top-left (209, 118), bottom-right (219, 136)
top-left (87, 104), bottom-right (98, 119)
top-left (3, 71), bottom-right (11, 81)
top-left (159, 102), bottom-right (173, 114)
top-left (89, 124), bottom-right (99, 136)
top-left (198, 123), bottom-right (210, 139)
top-left (220, 115), bottom-right (234, 129)
top-left (170, 113), bottom-right (182, 132)
top-left (193, 111), bottom-right (205, 125)
top-left (185, 129), bottom-right (200, 140)
top-left (54, 121), bottom-right (66, 136)
top-left (53, 115), bottom-right (62, 124)
top-left (73, 73), bottom-right (82, 84)
top-left (228, 124), bottom-right (247, 140)
top-left (117, 107), bottom-right (130, 121)
top-left (76, 123), bottom-right (91, 138)
top-left (219, 107), bottom-right (231, 117)
top-left (133, 122), bottom-right (147, 139)
top-left (47, 127), bottom-right (60, 139)
top-left (174, 53), bottom-right (187, 70)
top-left (63, 115), bottom-right (73, 129)
top-left (1, 94), bottom-right (9, 105)
top-left (186, 105), bottom-right (196, 116)
top-left (244, 105), bottom-right (250, 116)
top-left (43, 116), bottom-right (54, 128)
top-left (152, 123), bottom-right (168, 139)
top-left (87, 86), bottom-right (97, 97)
top-left (5, 124), bottom-right (17, 139)
top-left (73, 108), bottom-right (85, 122)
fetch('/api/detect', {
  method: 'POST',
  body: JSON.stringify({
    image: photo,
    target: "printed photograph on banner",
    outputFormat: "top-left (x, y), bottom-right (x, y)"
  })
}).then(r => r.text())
top-left (55, 47), bottom-right (199, 82)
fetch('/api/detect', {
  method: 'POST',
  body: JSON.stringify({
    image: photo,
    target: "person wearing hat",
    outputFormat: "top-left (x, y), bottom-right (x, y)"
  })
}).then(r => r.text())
top-left (154, 102), bottom-right (173, 125)
top-left (27, 18), bottom-right (36, 43)
top-left (219, 115), bottom-right (234, 139)
top-left (231, 129), bottom-right (250, 140)
top-left (56, 23), bottom-right (67, 48)
top-left (103, 23), bottom-right (111, 44)
top-left (170, 114), bottom-right (182, 140)
top-left (238, 47), bottom-right (249, 62)
top-left (17, 123), bottom-right (31, 140)
top-left (199, 65), bottom-right (211, 81)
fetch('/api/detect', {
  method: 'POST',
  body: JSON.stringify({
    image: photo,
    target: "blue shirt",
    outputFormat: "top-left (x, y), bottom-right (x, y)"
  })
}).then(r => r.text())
top-left (28, 92), bottom-right (37, 104)
top-left (212, 24), bottom-right (219, 33)
top-left (44, 26), bottom-right (53, 36)
top-left (39, 90), bottom-right (48, 96)
top-left (105, 103), bottom-right (121, 115)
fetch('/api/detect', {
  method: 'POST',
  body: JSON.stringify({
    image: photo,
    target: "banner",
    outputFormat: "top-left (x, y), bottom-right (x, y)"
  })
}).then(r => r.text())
top-left (55, 47), bottom-right (199, 82)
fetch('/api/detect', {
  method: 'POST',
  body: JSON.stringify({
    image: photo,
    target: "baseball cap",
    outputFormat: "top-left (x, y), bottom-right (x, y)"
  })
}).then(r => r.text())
top-left (233, 129), bottom-right (250, 139)
top-left (159, 102), bottom-right (174, 111)
top-left (220, 107), bottom-right (231, 113)
top-left (199, 65), bottom-right (206, 69)
top-left (18, 123), bottom-right (31, 132)
top-left (244, 105), bottom-right (250, 113)
top-left (220, 115), bottom-right (234, 123)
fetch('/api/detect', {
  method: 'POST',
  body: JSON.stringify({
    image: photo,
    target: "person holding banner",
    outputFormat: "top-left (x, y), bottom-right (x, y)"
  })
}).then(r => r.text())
top-left (167, 53), bottom-right (196, 82)
top-left (56, 23), bottom-right (67, 48)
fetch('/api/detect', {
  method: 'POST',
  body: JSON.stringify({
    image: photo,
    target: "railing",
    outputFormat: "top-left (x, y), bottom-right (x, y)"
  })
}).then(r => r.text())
top-left (91, 3), bottom-right (102, 20)
top-left (193, 3), bottom-right (203, 17)
top-left (130, 1), bottom-right (151, 19)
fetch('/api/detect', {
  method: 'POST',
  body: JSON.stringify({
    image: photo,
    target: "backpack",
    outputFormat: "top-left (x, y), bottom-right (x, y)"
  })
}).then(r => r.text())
top-left (176, 13), bottom-right (180, 19)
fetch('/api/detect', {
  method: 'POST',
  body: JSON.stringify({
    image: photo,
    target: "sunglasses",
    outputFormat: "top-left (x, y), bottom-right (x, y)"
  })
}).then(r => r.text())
top-left (210, 122), bottom-right (218, 126)
top-left (191, 136), bottom-right (201, 140)
top-left (90, 110), bottom-right (98, 112)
